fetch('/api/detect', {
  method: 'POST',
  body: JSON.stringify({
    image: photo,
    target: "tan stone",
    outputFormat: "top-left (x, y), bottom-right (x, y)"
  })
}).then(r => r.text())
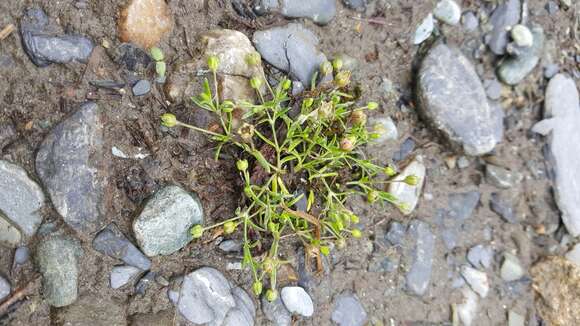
top-left (218, 74), bottom-right (256, 103)
top-left (0, 215), bottom-right (21, 247)
top-left (531, 256), bottom-right (580, 326)
top-left (118, 0), bottom-right (173, 48)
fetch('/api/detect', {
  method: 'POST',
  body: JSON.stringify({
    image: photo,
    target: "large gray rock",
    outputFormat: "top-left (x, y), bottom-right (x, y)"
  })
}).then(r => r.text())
top-left (487, 0), bottom-right (521, 55)
top-left (532, 74), bottom-right (580, 236)
top-left (0, 161), bottom-right (45, 242)
top-left (331, 292), bottom-right (368, 326)
top-left (177, 267), bottom-right (255, 325)
top-left (35, 235), bottom-right (83, 307)
top-left (20, 8), bottom-right (94, 67)
top-left (417, 43), bottom-right (503, 156)
top-left (93, 223), bottom-right (151, 270)
top-left (405, 220), bottom-right (436, 296)
top-left (253, 23), bottom-right (328, 85)
top-left (133, 185), bottom-right (203, 256)
top-left (497, 27), bottom-right (544, 85)
top-left (280, 0), bottom-right (336, 25)
top-left (36, 102), bottom-right (107, 236)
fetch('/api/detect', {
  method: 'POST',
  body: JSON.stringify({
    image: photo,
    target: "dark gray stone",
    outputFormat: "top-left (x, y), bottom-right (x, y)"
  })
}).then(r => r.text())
top-left (280, 0), bottom-right (336, 25)
top-left (132, 80), bottom-right (151, 96)
top-left (490, 192), bottom-right (517, 223)
top-left (219, 239), bottom-right (242, 253)
top-left (0, 161), bottom-right (45, 242)
top-left (20, 8), bottom-right (94, 67)
top-left (448, 192), bottom-right (480, 221)
top-left (0, 121), bottom-right (16, 150)
top-left (110, 265), bottom-right (142, 289)
top-left (385, 221), bottom-right (406, 246)
top-left (133, 185), bottom-right (204, 257)
top-left (93, 223), bottom-right (151, 270)
top-left (261, 296), bottom-right (292, 326)
top-left (497, 27), bottom-right (544, 85)
top-left (545, 1), bottom-right (559, 14)
top-left (135, 271), bottom-right (156, 295)
top-left (253, 23), bottom-right (329, 85)
top-left (467, 244), bottom-right (494, 270)
top-left (342, 0), bottom-right (367, 11)
top-left (331, 292), bottom-right (368, 326)
top-left (36, 102), bottom-right (107, 235)
top-left (0, 276), bottom-right (10, 301)
top-left (115, 43), bottom-right (153, 73)
top-left (393, 137), bottom-right (415, 161)
top-left (485, 164), bottom-right (522, 189)
top-left (35, 235), bottom-right (83, 307)
top-left (417, 43), bottom-right (503, 155)
top-left (488, 0), bottom-right (521, 55)
top-left (405, 220), bottom-right (435, 296)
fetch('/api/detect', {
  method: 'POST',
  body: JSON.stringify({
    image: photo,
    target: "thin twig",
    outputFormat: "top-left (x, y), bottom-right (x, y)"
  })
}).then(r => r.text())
top-left (0, 24), bottom-right (15, 41)
top-left (0, 274), bottom-right (39, 317)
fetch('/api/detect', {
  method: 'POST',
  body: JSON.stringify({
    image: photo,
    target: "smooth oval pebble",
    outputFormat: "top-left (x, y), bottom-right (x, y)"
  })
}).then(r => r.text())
top-left (280, 286), bottom-right (314, 317)
top-left (510, 24), bottom-right (533, 47)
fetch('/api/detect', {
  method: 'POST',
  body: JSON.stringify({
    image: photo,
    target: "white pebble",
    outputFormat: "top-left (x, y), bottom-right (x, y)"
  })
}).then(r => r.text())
top-left (510, 25), bottom-right (533, 48)
top-left (433, 0), bottom-right (462, 26)
top-left (413, 14), bottom-right (434, 45)
top-left (281, 286), bottom-right (314, 317)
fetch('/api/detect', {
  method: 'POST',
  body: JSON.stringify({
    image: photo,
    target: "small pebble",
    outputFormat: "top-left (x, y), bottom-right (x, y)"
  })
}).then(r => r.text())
top-left (484, 79), bottom-right (502, 100)
top-left (218, 239), bottom-right (242, 253)
top-left (565, 243), bottom-right (580, 266)
top-left (0, 276), bottom-right (10, 301)
top-left (510, 25), bottom-right (533, 48)
top-left (543, 63), bottom-right (559, 79)
top-left (508, 310), bottom-right (525, 326)
top-left (457, 156), bottom-right (470, 169)
top-left (460, 265), bottom-right (489, 298)
top-left (132, 80), bottom-right (151, 96)
top-left (500, 253), bottom-right (525, 282)
top-left (545, 1), bottom-right (559, 15)
top-left (14, 246), bottom-right (30, 265)
top-left (110, 265), bottom-right (142, 289)
top-left (433, 0), bottom-right (461, 26)
top-left (281, 286), bottom-right (314, 317)
top-left (413, 14), bottom-right (434, 45)
top-left (462, 11), bottom-right (479, 31)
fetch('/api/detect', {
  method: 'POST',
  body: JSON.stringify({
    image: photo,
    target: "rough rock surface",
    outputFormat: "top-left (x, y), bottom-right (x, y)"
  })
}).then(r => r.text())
top-left (417, 43), bottom-right (503, 156)
top-left (118, 0), bottom-right (173, 48)
top-left (35, 235), bottom-right (83, 307)
top-left (531, 256), bottom-right (580, 326)
top-left (133, 185), bottom-right (203, 256)
top-left (20, 8), bottom-right (94, 67)
top-left (0, 160), bottom-right (45, 244)
top-left (253, 23), bottom-right (328, 85)
top-left (331, 292), bottom-right (368, 326)
top-left (36, 102), bottom-right (107, 236)
top-left (93, 223), bottom-right (151, 270)
top-left (405, 220), bottom-right (435, 296)
top-left (532, 74), bottom-right (580, 236)
top-left (388, 157), bottom-right (426, 215)
top-left (280, 0), bottom-right (336, 25)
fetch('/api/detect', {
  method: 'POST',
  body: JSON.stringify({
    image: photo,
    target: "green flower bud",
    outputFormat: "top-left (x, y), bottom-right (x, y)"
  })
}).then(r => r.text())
top-left (350, 110), bottom-right (367, 126)
top-left (367, 102), bottom-right (379, 110)
top-left (161, 113), bottom-right (178, 127)
top-left (252, 281), bottom-right (263, 296)
top-left (149, 47), bottom-right (164, 61)
top-left (351, 229), bottom-right (362, 238)
top-left (245, 52), bottom-right (262, 66)
top-left (250, 76), bottom-right (263, 90)
top-left (384, 166), bottom-right (396, 177)
top-left (350, 214), bottom-right (360, 224)
top-left (236, 159), bottom-right (248, 172)
top-left (156, 61), bottom-right (166, 77)
top-left (268, 222), bottom-right (278, 233)
top-left (332, 57), bottom-right (343, 71)
top-left (367, 190), bottom-right (378, 203)
top-left (320, 61), bottom-right (333, 76)
top-left (190, 225), bottom-right (204, 238)
top-left (223, 221), bottom-right (236, 234)
top-left (265, 289), bottom-right (278, 302)
top-left (320, 246), bottom-right (330, 256)
top-left (334, 70), bottom-right (351, 88)
top-left (281, 79), bottom-right (292, 90)
top-left (336, 238), bottom-right (346, 249)
top-left (207, 55), bottom-right (219, 72)
top-left (303, 98), bottom-right (314, 108)
top-left (404, 175), bottom-right (419, 186)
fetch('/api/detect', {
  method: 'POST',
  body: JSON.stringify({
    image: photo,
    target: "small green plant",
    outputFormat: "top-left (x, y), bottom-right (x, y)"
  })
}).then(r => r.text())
top-left (161, 54), bottom-right (416, 300)
top-left (149, 46), bottom-right (166, 80)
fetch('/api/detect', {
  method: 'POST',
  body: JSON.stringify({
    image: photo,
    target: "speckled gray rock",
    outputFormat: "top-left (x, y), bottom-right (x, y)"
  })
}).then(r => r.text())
top-left (280, 0), bottom-right (336, 25)
top-left (331, 292), bottom-right (368, 326)
top-left (110, 265), bottom-right (142, 289)
top-left (460, 265), bottom-right (489, 298)
top-left (497, 27), bottom-right (544, 85)
top-left (93, 223), bottom-right (151, 270)
top-left (35, 235), bottom-right (83, 307)
top-left (405, 220), bottom-right (435, 296)
top-left (0, 276), bottom-right (10, 301)
top-left (261, 296), bottom-right (292, 326)
top-left (133, 185), bottom-right (203, 256)
top-left (490, 192), bottom-right (517, 223)
top-left (20, 8), bottom-right (94, 67)
top-left (417, 44), bottom-right (503, 156)
top-left (487, 0), bottom-right (521, 55)
top-left (219, 239), bottom-right (242, 253)
top-left (281, 286), bottom-right (314, 317)
top-left (0, 161), bottom-right (45, 244)
top-left (385, 221), bottom-right (406, 246)
top-left (485, 165), bottom-right (522, 189)
top-left (532, 74), bottom-right (580, 236)
top-left (253, 24), bottom-right (329, 85)
top-left (467, 245), bottom-right (493, 270)
top-left (36, 102), bottom-right (107, 236)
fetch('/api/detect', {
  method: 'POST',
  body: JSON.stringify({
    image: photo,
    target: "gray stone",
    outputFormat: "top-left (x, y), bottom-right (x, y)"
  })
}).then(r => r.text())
top-left (393, 137), bottom-right (415, 162)
top-left (261, 295), bottom-right (292, 326)
top-left (35, 235), bottom-right (82, 307)
top-left (417, 43), bottom-right (503, 156)
top-left (448, 191), bottom-right (480, 221)
top-left (531, 74), bottom-right (580, 236)
top-left (385, 221), bottom-right (406, 246)
top-left (36, 102), bottom-right (107, 235)
top-left (219, 239), bottom-right (242, 253)
top-left (133, 185), bottom-right (204, 256)
top-left (110, 265), bottom-right (142, 289)
top-left (405, 220), bottom-right (435, 296)
top-left (331, 292), bottom-right (368, 326)
top-left (281, 286), bottom-right (314, 317)
top-left (20, 8), bottom-right (93, 67)
top-left (388, 157), bottom-right (426, 215)
top-left (498, 27), bottom-right (544, 85)
top-left (177, 267), bottom-right (236, 325)
top-left (280, 0), bottom-right (336, 25)
top-left (368, 256), bottom-right (397, 273)
top-left (115, 43), bottom-right (153, 73)
top-left (0, 276), bottom-right (10, 301)
top-left (488, 0), bottom-right (521, 55)
top-left (484, 78), bottom-right (502, 100)
top-left (132, 80), bottom-right (151, 96)
top-left (565, 243), bottom-right (580, 266)
top-left (460, 265), bottom-right (489, 298)
top-left (135, 271), bottom-right (156, 295)
top-left (0, 161), bottom-right (45, 241)
top-left (14, 246), bottom-right (30, 265)
top-left (433, 0), bottom-right (461, 26)
top-left (457, 156), bottom-right (470, 169)
top-left (232, 286), bottom-right (256, 321)
top-left (490, 192), bottom-right (517, 223)
top-left (508, 310), bottom-right (525, 326)
top-left (486, 165), bottom-right (522, 189)
top-left (456, 288), bottom-right (478, 326)
top-left (342, 0), bottom-right (367, 11)
top-left (370, 116), bottom-right (398, 143)
top-left (462, 11), bottom-right (479, 31)
top-left (510, 25), bottom-right (533, 48)
top-left (413, 14), bottom-right (434, 45)
top-left (545, 1), bottom-right (559, 15)
top-left (467, 245), bottom-right (493, 270)
top-left (500, 253), bottom-right (524, 282)
top-left (253, 24), bottom-right (328, 85)
top-left (93, 223), bottom-right (152, 270)
top-left (543, 63), bottom-right (559, 79)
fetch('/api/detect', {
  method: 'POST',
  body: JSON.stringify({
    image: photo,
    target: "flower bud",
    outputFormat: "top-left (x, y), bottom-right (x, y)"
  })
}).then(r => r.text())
top-left (223, 221), bottom-right (236, 234)
top-left (384, 166), bottom-right (396, 177)
top-left (250, 76), bottom-right (263, 90)
top-left (367, 190), bottom-right (378, 203)
top-left (156, 61), bottom-right (166, 77)
top-left (237, 159), bottom-right (248, 171)
top-left (252, 281), bottom-right (263, 296)
top-left (238, 123), bottom-right (255, 143)
top-left (281, 79), bottom-right (292, 90)
top-left (332, 57), bottom-right (343, 71)
top-left (350, 214), bottom-right (360, 224)
top-left (245, 52), bottom-right (261, 66)
top-left (334, 70), bottom-right (351, 88)
top-left (351, 229), bottom-right (362, 238)
top-left (318, 101), bottom-right (333, 120)
top-left (149, 47), bottom-right (164, 61)
top-left (340, 136), bottom-right (356, 151)
top-left (161, 113), bottom-right (178, 127)
top-left (265, 289), bottom-right (278, 302)
top-left (336, 238), bottom-right (346, 249)
top-left (320, 61), bottom-right (333, 76)
top-left (367, 102), bottom-right (379, 110)
top-left (404, 175), bottom-right (419, 186)
top-left (303, 98), bottom-right (314, 108)
top-left (207, 55), bottom-right (219, 72)
top-left (190, 225), bottom-right (204, 238)
top-left (350, 110), bottom-right (367, 126)
top-left (320, 246), bottom-right (330, 256)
